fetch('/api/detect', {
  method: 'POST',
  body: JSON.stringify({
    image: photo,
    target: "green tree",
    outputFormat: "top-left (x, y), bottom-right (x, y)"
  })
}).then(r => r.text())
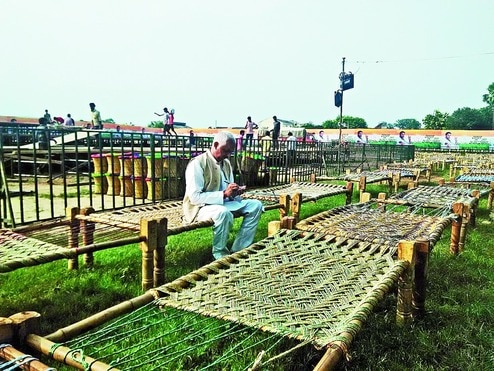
top-left (322, 116), bottom-right (367, 129)
top-left (103, 118), bottom-right (115, 124)
top-left (375, 121), bottom-right (395, 129)
top-left (445, 107), bottom-right (491, 130)
top-left (422, 110), bottom-right (449, 130)
top-left (395, 118), bottom-right (421, 130)
top-left (482, 82), bottom-right (494, 129)
top-left (148, 120), bottom-right (164, 129)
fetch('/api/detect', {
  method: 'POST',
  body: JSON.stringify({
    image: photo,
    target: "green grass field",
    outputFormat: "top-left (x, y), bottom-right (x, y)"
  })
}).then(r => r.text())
top-left (1, 176), bottom-right (494, 370)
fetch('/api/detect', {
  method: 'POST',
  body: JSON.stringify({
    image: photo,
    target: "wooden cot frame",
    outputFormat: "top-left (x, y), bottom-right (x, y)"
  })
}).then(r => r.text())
top-left (9, 237), bottom-right (421, 371)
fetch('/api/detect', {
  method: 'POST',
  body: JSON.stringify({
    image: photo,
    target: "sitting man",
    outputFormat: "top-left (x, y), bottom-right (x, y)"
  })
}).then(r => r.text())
top-left (183, 131), bottom-right (264, 260)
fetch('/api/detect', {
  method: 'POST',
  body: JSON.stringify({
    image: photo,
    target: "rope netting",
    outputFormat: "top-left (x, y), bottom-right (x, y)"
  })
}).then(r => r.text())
top-left (56, 230), bottom-right (407, 370)
top-left (296, 201), bottom-right (454, 254)
top-left (388, 185), bottom-right (483, 209)
top-left (242, 182), bottom-right (347, 204)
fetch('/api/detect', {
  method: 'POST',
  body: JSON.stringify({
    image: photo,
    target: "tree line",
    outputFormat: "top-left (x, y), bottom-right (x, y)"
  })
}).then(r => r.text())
top-left (303, 82), bottom-right (494, 131)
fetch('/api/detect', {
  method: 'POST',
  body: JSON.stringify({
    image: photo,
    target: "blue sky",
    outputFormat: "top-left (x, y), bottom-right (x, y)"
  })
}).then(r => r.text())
top-left (1, 0), bottom-right (493, 128)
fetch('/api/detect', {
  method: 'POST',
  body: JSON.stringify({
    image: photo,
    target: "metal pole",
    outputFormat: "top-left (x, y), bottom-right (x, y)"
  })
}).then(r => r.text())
top-left (337, 57), bottom-right (345, 174)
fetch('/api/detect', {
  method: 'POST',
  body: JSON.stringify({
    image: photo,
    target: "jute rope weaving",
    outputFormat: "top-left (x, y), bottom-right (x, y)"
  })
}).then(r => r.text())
top-left (295, 202), bottom-right (453, 255)
top-left (242, 182), bottom-right (348, 204)
top-left (388, 185), bottom-right (483, 209)
top-left (42, 230), bottom-right (409, 370)
top-left (0, 229), bottom-right (77, 273)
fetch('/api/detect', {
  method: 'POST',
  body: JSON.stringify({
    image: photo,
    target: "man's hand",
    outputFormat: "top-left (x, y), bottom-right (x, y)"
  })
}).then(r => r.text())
top-left (224, 183), bottom-right (246, 199)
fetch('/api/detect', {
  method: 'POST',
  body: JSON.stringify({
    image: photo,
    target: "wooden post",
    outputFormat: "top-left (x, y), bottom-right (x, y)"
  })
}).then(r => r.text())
top-left (0, 317), bottom-right (14, 344)
top-left (345, 181), bottom-right (353, 205)
top-left (140, 218), bottom-right (158, 291)
top-left (290, 193), bottom-right (302, 224)
top-left (438, 178), bottom-right (445, 186)
top-left (310, 173), bottom-right (316, 183)
top-left (281, 216), bottom-right (296, 230)
top-left (358, 175), bottom-right (367, 195)
top-left (279, 194), bottom-right (290, 221)
top-left (153, 217), bottom-right (168, 288)
top-left (377, 192), bottom-right (387, 212)
top-left (80, 207), bottom-right (96, 268)
top-left (360, 192), bottom-right (371, 203)
top-left (450, 202), bottom-right (463, 255)
top-left (393, 172), bottom-right (401, 193)
top-left (489, 182), bottom-right (494, 210)
top-left (66, 207), bottom-right (79, 267)
top-left (268, 221), bottom-right (281, 236)
top-left (412, 239), bottom-right (430, 317)
top-left (396, 241), bottom-right (416, 326)
top-left (8, 311), bottom-right (41, 346)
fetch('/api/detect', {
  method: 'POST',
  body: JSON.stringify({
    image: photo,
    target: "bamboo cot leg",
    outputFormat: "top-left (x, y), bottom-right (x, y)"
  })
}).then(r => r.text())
top-left (0, 317), bottom-right (14, 344)
top-left (290, 193), bottom-right (302, 224)
top-left (153, 217), bottom-right (167, 288)
top-left (140, 218), bottom-right (158, 291)
top-left (358, 176), bottom-right (367, 196)
top-left (393, 173), bottom-right (401, 193)
top-left (412, 240), bottom-right (430, 317)
top-left (313, 342), bottom-right (347, 371)
top-left (281, 216), bottom-right (296, 230)
top-left (279, 195), bottom-right (290, 221)
top-left (397, 241), bottom-right (416, 326)
top-left (470, 191), bottom-right (480, 227)
top-left (268, 221), bottom-right (281, 236)
top-left (377, 192), bottom-right (387, 212)
top-left (457, 203), bottom-right (470, 254)
top-left (66, 207), bottom-right (80, 267)
top-left (345, 181), bottom-right (353, 205)
top-left (80, 207), bottom-right (96, 268)
top-left (489, 182), bottom-right (494, 210)
top-left (360, 192), bottom-right (371, 203)
top-left (8, 311), bottom-right (41, 348)
top-left (450, 202), bottom-right (464, 255)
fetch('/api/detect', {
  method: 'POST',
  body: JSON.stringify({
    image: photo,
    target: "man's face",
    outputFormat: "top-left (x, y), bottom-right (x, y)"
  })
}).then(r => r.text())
top-left (211, 140), bottom-right (235, 162)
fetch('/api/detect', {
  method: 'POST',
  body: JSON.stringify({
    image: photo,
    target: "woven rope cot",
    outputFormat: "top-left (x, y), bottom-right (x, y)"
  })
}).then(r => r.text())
top-left (388, 185), bottom-right (484, 209)
top-left (26, 230), bottom-right (418, 371)
top-left (295, 202), bottom-right (453, 255)
top-left (0, 227), bottom-right (144, 274)
top-left (242, 182), bottom-right (350, 204)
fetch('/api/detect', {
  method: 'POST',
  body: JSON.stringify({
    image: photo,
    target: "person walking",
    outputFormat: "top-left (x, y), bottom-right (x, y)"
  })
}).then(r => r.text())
top-left (168, 108), bottom-right (178, 135)
top-left (154, 107), bottom-right (171, 135)
top-left (43, 109), bottom-right (52, 125)
top-left (272, 115), bottom-right (281, 150)
top-left (286, 131), bottom-right (297, 166)
top-left (182, 131), bottom-right (263, 260)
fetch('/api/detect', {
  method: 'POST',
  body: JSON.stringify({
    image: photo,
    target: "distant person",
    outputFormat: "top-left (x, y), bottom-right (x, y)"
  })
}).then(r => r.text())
top-left (37, 117), bottom-right (50, 150)
top-left (397, 130), bottom-right (410, 145)
top-left (187, 129), bottom-right (196, 147)
top-left (182, 131), bottom-right (263, 260)
top-left (65, 114), bottom-right (75, 126)
top-left (261, 130), bottom-right (272, 156)
top-left (244, 116), bottom-right (258, 147)
top-left (89, 103), bottom-right (103, 129)
top-left (168, 108), bottom-right (178, 135)
top-left (356, 130), bottom-right (368, 144)
top-left (154, 107), bottom-right (171, 135)
top-left (272, 115), bottom-right (281, 150)
top-left (237, 130), bottom-right (245, 151)
top-left (43, 110), bottom-right (52, 124)
top-left (53, 116), bottom-right (64, 124)
top-left (286, 131), bottom-right (297, 165)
